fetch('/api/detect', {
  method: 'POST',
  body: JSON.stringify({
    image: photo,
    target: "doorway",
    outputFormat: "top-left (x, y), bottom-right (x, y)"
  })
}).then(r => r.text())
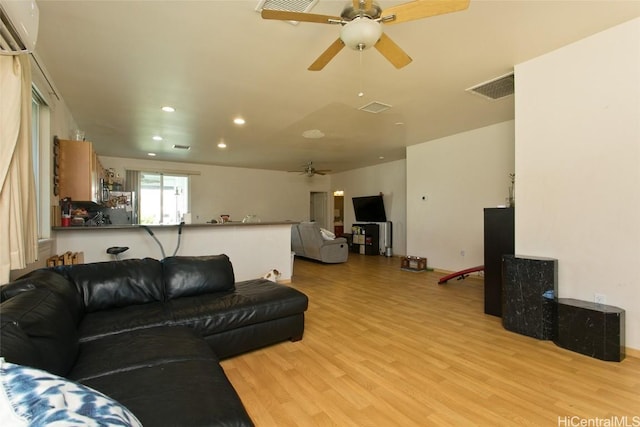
top-left (333, 194), bottom-right (344, 236)
top-left (310, 192), bottom-right (328, 229)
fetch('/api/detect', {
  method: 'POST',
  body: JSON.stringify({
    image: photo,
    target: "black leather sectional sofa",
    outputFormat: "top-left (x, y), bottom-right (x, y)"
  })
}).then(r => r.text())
top-left (0, 255), bottom-right (309, 426)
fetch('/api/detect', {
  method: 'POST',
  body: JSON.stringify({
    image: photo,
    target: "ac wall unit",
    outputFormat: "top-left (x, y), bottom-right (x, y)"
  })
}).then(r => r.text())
top-left (0, 0), bottom-right (39, 55)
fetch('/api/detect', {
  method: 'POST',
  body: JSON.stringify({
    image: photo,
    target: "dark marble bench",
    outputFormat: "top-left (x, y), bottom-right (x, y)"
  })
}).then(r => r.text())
top-left (553, 298), bottom-right (625, 362)
top-left (502, 255), bottom-right (557, 340)
top-left (501, 255), bottom-right (625, 362)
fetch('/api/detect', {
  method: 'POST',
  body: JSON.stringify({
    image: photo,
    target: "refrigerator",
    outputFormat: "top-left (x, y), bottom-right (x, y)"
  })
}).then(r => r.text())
top-left (102, 191), bottom-right (137, 225)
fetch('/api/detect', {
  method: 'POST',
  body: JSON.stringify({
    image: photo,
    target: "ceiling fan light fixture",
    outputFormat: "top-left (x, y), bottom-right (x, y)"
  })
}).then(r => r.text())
top-left (302, 129), bottom-right (325, 139)
top-left (340, 17), bottom-right (382, 51)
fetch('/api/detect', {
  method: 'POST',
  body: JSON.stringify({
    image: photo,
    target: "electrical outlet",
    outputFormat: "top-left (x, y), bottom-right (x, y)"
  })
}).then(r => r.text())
top-left (594, 293), bottom-right (607, 305)
top-left (460, 250), bottom-right (465, 257)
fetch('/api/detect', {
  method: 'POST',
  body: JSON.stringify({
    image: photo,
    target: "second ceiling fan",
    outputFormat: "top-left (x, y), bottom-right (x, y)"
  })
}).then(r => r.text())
top-left (288, 162), bottom-right (331, 177)
top-left (261, 0), bottom-right (470, 71)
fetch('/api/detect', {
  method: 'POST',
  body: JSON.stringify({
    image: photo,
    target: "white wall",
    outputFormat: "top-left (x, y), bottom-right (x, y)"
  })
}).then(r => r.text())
top-left (100, 156), bottom-right (331, 224)
top-left (515, 18), bottom-right (640, 350)
top-left (406, 121), bottom-right (515, 272)
top-left (331, 160), bottom-right (407, 256)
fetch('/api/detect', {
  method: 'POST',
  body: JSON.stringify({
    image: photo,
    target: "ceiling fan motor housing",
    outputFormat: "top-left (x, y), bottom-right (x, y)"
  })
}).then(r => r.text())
top-left (340, 2), bottom-right (382, 20)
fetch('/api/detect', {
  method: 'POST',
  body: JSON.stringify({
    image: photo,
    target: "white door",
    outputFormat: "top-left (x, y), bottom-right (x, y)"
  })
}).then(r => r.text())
top-left (310, 192), bottom-right (328, 229)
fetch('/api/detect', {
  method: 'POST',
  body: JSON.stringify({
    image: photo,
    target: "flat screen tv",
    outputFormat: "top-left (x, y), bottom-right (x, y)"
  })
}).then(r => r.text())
top-left (352, 195), bottom-right (387, 222)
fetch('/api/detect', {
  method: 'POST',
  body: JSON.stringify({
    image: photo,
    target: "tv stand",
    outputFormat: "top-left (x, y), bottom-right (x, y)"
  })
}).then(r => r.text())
top-left (351, 223), bottom-right (379, 255)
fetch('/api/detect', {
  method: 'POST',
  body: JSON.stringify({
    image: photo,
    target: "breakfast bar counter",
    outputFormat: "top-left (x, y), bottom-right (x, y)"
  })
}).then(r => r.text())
top-left (53, 222), bottom-right (297, 281)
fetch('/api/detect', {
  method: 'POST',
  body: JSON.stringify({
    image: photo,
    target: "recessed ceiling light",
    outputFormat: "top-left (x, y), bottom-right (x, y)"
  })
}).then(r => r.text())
top-left (161, 106), bottom-right (175, 112)
top-left (218, 142), bottom-right (227, 148)
top-left (152, 135), bottom-right (163, 141)
top-left (379, 156), bottom-right (385, 160)
top-left (148, 152), bottom-right (156, 157)
top-left (233, 117), bottom-right (246, 125)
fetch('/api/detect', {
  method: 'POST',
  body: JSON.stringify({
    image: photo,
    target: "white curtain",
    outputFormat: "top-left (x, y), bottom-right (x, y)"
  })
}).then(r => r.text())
top-left (0, 55), bottom-right (38, 284)
top-left (124, 169), bottom-right (140, 193)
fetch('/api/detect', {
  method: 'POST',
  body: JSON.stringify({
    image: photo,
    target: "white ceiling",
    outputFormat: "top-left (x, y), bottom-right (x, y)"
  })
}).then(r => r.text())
top-left (33, 0), bottom-right (640, 174)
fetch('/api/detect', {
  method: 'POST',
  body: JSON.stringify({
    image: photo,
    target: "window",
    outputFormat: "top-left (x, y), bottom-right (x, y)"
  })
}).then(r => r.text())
top-left (139, 172), bottom-right (189, 225)
top-left (31, 88), bottom-right (49, 238)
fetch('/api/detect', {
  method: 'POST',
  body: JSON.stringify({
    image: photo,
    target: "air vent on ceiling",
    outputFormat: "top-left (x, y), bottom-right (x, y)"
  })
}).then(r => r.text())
top-left (466, 72), bottom-right (514, 100)
top-left (359, 101), bottom-right (392, 114)
top-left (172, 144), bottom-right (191, 150)
top-left (256, 0), bottom-right (318, 13)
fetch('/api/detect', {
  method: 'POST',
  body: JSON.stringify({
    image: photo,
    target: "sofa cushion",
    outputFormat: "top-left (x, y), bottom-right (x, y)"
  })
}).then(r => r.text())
top-left (0, 289), bottom-right (78, 376)
top-left (77, 301), bottom-right (173, 342)
top-left (163, 255), bottom-right (235, 300)
top-left (0, 358), bottom-right (142, 427)
top-left (69, 326), bottom-right (217, 382)
top-left (169, 279), bottom-right (309, 336)
top-left (59, 258), bottom-right (164, 312)
top-left (81, 359), bottom-right (254, 427)
top-left (1, 269), bottom-right (84, 324)
top-left (0, 322), bottom-right (43, 371)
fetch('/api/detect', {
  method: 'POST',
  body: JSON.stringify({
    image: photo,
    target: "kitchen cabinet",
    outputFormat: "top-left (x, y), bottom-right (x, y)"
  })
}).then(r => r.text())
top-left (56, 138), bottom-right (104, 203)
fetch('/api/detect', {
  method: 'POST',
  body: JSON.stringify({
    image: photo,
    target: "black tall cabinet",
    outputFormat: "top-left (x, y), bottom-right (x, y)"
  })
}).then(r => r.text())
top-left (483, 208), bottom-right (514, 317)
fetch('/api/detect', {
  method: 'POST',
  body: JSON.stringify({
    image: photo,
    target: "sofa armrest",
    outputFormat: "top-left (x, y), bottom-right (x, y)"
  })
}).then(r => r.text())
top-left (321, 237), bottom-right (347, 246)
top-left (0, 288), bottom-right (79, 376)
top-left (318, 239), bottom-right (349, 263)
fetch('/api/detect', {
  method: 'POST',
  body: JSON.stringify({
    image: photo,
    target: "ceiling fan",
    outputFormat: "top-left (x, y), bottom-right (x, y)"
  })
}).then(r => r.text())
top-left (261, 0), bottom-right (470, 71)
top-left (288, 162), bottom-right (331, 177)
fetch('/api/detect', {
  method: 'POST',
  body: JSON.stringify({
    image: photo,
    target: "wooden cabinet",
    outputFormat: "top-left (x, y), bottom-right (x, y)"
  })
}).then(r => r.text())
top-left (57, 138), bottom-right (104, 203)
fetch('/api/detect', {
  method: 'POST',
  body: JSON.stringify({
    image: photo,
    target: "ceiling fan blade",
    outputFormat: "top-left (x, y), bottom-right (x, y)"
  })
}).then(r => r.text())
top-left (375, 33), bottom-right (412, 69)
top-left (261, 9), bottom-right (340, 24)
top-left (382, 0), bottom-right (470, 26)
top-left (308, 38), bottom-right (345, 71)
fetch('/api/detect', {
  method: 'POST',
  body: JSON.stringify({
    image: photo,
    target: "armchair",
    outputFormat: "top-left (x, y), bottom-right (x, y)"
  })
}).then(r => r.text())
top-left (292, 222), bottom-right (348, 264)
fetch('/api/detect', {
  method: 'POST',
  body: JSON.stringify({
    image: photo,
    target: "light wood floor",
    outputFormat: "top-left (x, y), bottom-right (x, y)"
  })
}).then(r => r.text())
top-left (220, 255), bottom-right (640, 426)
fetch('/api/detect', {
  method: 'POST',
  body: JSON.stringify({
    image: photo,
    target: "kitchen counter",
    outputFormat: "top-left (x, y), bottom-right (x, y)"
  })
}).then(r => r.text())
top-left (53, 222), bottom-right (298, 281)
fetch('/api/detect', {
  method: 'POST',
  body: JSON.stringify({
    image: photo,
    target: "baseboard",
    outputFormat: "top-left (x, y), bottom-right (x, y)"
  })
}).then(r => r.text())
top-left (625, 346), bottom-right (640, 359)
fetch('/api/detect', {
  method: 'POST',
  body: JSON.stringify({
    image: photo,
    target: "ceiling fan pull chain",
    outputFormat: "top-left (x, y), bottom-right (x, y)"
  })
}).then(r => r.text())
top-left (358, 48), bottom-right (364, 97)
